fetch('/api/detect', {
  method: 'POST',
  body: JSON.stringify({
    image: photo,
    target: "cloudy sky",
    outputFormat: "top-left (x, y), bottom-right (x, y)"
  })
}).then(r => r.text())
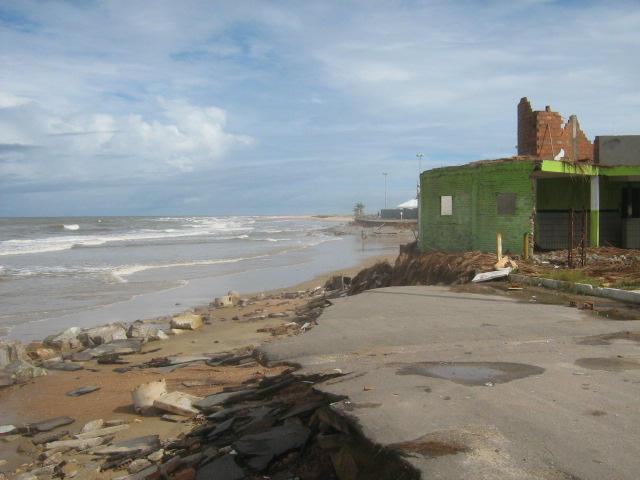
top-left (1, 0), bottom-right (639, 216)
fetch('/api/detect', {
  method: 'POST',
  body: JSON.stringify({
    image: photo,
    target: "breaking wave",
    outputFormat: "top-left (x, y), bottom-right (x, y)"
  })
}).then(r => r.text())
top-left (63, 224), bottom-right (80, 231)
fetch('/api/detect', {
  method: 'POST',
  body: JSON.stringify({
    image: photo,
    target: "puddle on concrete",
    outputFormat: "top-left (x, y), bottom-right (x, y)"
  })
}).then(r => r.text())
top-left (391, 438), bottom-right (469, 458)
top-left (396, 361), bottom-right (545, 386)
top-left (577, 331), bottom-right (640, 345)
top-left (575, 357), bottom-right (640, 372)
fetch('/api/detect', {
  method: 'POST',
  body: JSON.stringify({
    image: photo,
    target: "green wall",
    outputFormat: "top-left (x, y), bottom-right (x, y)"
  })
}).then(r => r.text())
top-left (419, 161), bottom-right (536, 255)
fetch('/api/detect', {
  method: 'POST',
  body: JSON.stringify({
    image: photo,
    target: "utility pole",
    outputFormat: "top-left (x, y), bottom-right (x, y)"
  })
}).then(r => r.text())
top-left (382, 172), bottom-right (388, 209)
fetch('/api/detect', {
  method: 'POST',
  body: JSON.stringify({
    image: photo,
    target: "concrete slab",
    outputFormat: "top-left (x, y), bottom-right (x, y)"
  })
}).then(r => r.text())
top-left (261, 286), bottom-right (640, 480)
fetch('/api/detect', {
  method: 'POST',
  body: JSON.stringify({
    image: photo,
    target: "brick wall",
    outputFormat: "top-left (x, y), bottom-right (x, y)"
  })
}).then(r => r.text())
top-left (517, 97), bottom-right (594, 161)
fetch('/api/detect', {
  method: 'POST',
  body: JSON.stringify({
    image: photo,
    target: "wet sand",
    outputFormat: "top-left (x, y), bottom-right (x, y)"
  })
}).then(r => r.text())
top-left (0, 250), bottom-right (398, 475)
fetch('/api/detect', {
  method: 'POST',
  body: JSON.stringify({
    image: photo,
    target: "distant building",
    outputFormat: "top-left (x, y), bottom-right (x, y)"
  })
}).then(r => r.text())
top-left (418, 99), bottom-right (640, 254)
top-left (380, 199), bottom-right (418, 220)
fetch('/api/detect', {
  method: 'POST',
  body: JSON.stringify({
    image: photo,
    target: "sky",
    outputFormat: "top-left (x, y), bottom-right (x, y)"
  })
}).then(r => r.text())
top-left (1, 0), bottom-right (639, 216)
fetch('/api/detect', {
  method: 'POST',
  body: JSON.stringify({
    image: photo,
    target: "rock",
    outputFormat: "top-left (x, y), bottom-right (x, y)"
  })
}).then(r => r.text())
top-left (214, 296), bottom-right (233, 308)
top-left (45, 436), bottom-right (106, 450)
top-left (0, 371), bottom-right (13, 387)
top-left (238, 298), bottom-right (250, 307)
top-left (43, 327), bottom-right (82, 351)
top-left (196, 455), bottom-right (246, 480)
top-left (127, 322), bottom-right (169, 342)
top-left (75, 424), bottom-right (129, 439)
top-left (227, 291), bottom-right (241, 304)
top-left (80, 419), bottom-right (104, 433)
top-left (153, 391), bottom-right (202, 417)
top-left (147, 449), bottom-right (164, 463)
top-left (81, 339), bottom-right (142, 358)
top-left (161, 414), bottom-right (186, 423)
top-left (92, 435), bottom-right (160, 457)
top-left (77, 324), bottom-right (127, 348)
top-left (0, 341), bottom-right (26, 369)
top-left (268, 312), bottom-right (289, 318)
top-left (169, 328), bottom-right (186, 335)
top-left (193, 391), bottom-right (240, 412)
top-left (0, 424), bottom-right (17, 436)
top-left (170, 313), bottom-right (203, 330)
top-left (17, 438), bottom-right (38, 455)
top-left (32, 430), bottom-right (69, 445)
top-left (132, 379), bottom-right (168, 414)
top-left (60, 462), bottom-right (79, 478)
top-left (29, 416), bottom-right (75, 433)
top-left (25, 342), bottom-right (57, 362)
top-left (42, 360), bottom-right (83, 372)
top-left (128, 458), bottom-right (152, 474)
top-left (4, 359), bottom-right (47, 383)
top-left (233, 423), bottom-right (311, 471)
top-left (43, 451), bottom-right (64, 465)
top-left (66, 385), bottom-right (100, 397)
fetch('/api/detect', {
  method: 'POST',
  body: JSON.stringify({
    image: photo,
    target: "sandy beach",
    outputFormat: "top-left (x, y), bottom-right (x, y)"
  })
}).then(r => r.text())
top-left (0, 225), bottom-right (404, 477)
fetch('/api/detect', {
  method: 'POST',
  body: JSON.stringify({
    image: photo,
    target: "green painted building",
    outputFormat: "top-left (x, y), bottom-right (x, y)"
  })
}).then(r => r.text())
top-left (418, 158), bottom-right (640, 255)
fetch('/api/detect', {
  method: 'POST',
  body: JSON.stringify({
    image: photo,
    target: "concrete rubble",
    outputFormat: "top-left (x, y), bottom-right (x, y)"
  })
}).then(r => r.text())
top-left (170, 313), bottom-right (204, 331)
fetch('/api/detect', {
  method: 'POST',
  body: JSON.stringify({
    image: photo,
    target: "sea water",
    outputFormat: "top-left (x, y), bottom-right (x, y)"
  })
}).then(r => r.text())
top-left (0, 216), bottom-right (387, 342)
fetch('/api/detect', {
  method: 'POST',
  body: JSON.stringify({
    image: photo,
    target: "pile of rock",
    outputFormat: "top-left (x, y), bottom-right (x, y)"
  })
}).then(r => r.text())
top-left (100, 371), bottom-right (417, 480)
top-left (0, 311), bottom-right (207, 388)
top-left (0, 341), bottom-right (47, 388)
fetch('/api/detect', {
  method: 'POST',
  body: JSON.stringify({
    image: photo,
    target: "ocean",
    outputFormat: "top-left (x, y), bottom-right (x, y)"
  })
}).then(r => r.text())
top-left (0, 216), bottom-right (386, 342)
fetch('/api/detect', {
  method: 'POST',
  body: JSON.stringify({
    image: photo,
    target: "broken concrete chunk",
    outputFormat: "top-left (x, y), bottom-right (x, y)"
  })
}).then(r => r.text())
top-left (128, 458), bottom-right (152, 474)
top-left (196, 454), bottom-right (244, 480)
top-left (43, 327), bottom-right (82, 351)
top-left (74, 424), bottom-right (129, 439)
top-left (29, 416), bottom-right (75, 432)
top-left (0, 341), bottom-right (27, 369)
top-left (132, 379), bottom-right (167, 414)
top-left (0, 424), bottom-right (17, 436)
top-left (82, 339), bottom-right (142, 358)
top-left (193, 391), bottom-right (242, 412)
top-left (153, 391), bottom-right (202, 417)
top-left (233, 423), bottom-right (311, 471)
top-left (147, 449), bottom-right (164, 463)
top-left (92, 435), bottom-right (160, 457)
top-left (214, 296), bottom-right (233, 308)
top-left (127, 322), bottom-right (169, 342)
top-left (78, 324), bottom-right (127, 348)
top-left (170, 313), bottom-right (204, 330)
top-left (46, 436), bottom-right (106, 450)
top-left (4, 359), bottom-right (47, 383)
top-left (66, 385), bottom-right (100, 397)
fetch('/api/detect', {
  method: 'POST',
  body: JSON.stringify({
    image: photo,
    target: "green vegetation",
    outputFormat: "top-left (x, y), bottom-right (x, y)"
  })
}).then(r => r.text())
top-left (540, 269), bottom-right (601, 286)
top-left (353, 202), bottom-right (365, 218)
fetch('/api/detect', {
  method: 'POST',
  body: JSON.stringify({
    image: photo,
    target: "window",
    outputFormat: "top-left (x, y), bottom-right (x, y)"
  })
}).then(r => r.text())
top-left (497, 193), bottom-right (517, 215)
top-left (441, 195), bottom-right (452, 216)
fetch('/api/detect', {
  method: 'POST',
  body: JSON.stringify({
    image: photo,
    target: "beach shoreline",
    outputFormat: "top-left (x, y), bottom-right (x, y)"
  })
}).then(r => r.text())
top-left (0, 225), bottom-right (408, 476)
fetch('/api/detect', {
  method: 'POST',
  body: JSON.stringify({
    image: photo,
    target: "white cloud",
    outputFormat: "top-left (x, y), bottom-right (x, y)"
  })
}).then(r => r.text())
top-left (0, 94), bottom-right (252, 181)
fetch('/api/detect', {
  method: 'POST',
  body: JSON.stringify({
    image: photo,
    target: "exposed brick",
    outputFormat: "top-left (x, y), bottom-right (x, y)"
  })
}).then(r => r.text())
top-left (517, 97), bottom-right (593, 161)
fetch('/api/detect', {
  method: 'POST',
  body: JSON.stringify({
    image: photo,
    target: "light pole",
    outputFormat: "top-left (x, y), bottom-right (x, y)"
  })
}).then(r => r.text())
top-left (382, 172), bottom-right (388, 209)
top-left (416, 153), bottom-right (424, 244)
